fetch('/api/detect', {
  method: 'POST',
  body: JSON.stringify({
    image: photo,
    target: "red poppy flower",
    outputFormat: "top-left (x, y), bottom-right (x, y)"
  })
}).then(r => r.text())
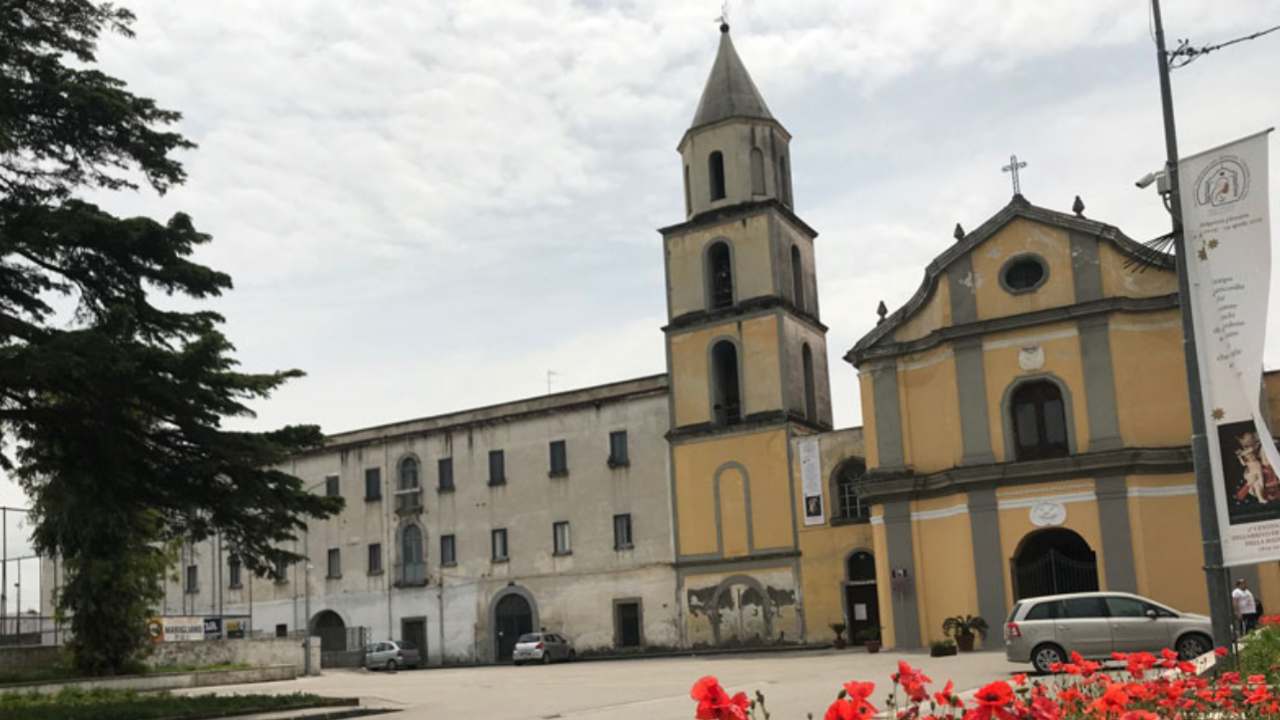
top-left (964, 681), bottom-right (1016, 720)
top-left (1120, 711), bottom-right (1158, 720)
top-left (933, 680), bottom-right (956, 707)
top-left (1090, 684), bottom-right (1130, 715)
top-left (1215, 646), bottom-right (1229, 657)
top-left (690, 676), bottom-right (750, 720)
top-left (1029, 695), bottom-right (1061, 720)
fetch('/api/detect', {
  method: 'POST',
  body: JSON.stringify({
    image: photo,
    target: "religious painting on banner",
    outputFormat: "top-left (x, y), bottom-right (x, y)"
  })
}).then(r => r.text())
top-left (799, 437), bottom-right (825, 526)
top-left (1180, 128), bottom-right (1280, 565)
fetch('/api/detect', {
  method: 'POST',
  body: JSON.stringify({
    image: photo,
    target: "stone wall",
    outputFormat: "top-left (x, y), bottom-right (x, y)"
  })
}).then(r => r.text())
top-left (0, 638), bottom-right (318, 677)
top-left (148, 637), bottom-right (317, 672)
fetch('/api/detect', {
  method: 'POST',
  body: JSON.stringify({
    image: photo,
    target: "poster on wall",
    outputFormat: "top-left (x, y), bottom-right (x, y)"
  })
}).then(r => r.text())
top-left (800, 437), bottom-right (824, 526)
top-left (147, 616), bottom-right (206, 643)
top-left (1181, 128), bottom-right (1280, 566)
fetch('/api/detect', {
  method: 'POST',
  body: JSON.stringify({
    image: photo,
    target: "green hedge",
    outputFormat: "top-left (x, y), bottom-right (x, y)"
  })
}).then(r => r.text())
top-left (1239, 621), bottom-right (1280, 684)
top-left (0, 688), bottom-right (349, 720)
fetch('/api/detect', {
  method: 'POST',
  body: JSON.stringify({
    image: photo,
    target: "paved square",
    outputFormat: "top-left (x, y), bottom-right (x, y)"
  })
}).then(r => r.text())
top-left (191, 649), bottom-right (1026, 719)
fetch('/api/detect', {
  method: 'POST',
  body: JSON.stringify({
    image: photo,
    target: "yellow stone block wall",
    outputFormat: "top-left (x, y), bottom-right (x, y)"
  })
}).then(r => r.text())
top-left (669, 315), bottom-right (783, 428)
top-left (672, 428), bottom-right (796, 559)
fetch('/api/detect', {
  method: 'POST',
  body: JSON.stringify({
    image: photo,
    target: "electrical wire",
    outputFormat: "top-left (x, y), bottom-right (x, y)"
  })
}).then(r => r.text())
top-left (1169, 24), bottom-right (1280, 69)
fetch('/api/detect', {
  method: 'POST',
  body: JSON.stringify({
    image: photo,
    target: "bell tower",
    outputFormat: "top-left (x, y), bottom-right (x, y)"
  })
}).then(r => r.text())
top-left (661, 23), bottom-right (832, 647)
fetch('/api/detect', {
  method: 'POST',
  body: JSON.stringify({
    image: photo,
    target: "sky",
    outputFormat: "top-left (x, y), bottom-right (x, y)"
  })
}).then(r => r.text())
top-left (3, 0), bottom-right (1279, 612)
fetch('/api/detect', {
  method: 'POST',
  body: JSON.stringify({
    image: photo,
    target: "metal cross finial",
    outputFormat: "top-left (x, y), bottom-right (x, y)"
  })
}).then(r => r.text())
top-left (717, 1), bottom-right (729, 31)
top-left (1002, 154), bottom-right (1028, 195)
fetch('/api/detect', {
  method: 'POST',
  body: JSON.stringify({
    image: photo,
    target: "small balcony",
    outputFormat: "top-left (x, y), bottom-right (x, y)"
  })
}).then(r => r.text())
top-left (395, 562), bottom-right (427, 587)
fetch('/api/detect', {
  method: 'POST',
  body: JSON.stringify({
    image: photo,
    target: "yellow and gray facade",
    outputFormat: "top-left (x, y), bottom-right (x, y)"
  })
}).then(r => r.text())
top-left (845, 196), bottom-right (1280, 648)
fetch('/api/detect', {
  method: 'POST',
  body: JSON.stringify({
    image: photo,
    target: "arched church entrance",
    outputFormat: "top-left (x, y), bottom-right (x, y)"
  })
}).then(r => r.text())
top-left (310, 610), bottom-right (347, 652)
top-left (494, 592), bottom-right (534, 662)
top-left (1012, 528), bottom-right (1099, 599)
top-left (843, 550), bottom-right (879, 642)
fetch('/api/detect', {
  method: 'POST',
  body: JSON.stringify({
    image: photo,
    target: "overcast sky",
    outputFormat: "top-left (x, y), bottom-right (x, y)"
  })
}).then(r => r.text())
top-left (3, 1), bottom-right (1279, 607)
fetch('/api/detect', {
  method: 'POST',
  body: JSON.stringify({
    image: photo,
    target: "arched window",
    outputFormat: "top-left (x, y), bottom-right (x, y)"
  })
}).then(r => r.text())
top-left (1011, 381), bottom-right (1069, 461)
top-left (683, 164), bottom-right (692, 216)
top-left (777, 154), bottom-right (792, 207)
top-left (396, 456), bottom-right (422, 513)
top-left (398, 457), bottom-right (420, 490)
top-left (790, 244), bottom-right (805, 310)
top-left (846, 550), bottom-right (875, 582)
top-left (750, 148), bottom-right (765, 195)
top-left (706, 241), bottom-right (733, 309)
top-left (711, 340), bottom-right (742, 426)
top-left (399, 524), bottom-right (426, 585)
top-left (708, 151), bottom-right (726, 201)
top-left (802, 343), bottom-right (817, 423)
top-left (834, 459), bottom-right (868, 521)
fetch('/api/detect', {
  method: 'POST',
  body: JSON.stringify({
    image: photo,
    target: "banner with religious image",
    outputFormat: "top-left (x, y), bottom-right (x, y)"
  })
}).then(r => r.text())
top-left (1181, 128), bottom-right (1279, 566)
top-left (799, 437), bottom-right (825, 526)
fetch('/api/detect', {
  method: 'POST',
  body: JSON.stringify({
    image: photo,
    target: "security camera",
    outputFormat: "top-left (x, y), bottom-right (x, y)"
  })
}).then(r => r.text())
top-left (1135, 171), bottom-right (1159, 189)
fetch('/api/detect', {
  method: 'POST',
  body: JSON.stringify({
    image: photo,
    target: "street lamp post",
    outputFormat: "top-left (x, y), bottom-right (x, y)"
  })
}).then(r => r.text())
top-left (1148, 0), bottom-right (1236, 647)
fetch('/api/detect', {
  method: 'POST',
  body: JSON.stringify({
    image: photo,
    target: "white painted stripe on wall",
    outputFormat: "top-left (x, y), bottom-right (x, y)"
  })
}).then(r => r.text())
top-left (982, 327), bottom-right (1079, 351)
top-left (1110, 319), bottom-right (1181, 333)
top-left (997, 482), bottom-right (1093, 499)
top-left (911, 504), bottom-right (970, 521)
top-left (996, 491), bottom-right (1096, 510)
top-left (1128, 484), bottom-right (1197, 498)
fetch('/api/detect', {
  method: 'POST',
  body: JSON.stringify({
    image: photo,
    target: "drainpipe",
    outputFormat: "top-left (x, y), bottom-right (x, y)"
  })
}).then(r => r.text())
top-left (437, 578), bottom-right (445, 665)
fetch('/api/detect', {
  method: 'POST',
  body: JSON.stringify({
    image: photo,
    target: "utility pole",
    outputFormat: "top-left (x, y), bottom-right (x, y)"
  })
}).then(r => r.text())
top-left (1150, 0), bottom-right (1235, 647)
top-left (2, 506), bottom-right (7, 633)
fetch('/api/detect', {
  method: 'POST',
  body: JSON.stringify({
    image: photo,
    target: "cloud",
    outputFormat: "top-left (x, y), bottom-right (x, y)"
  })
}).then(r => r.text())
top-left (4, 1), bottom-right (1279, 535)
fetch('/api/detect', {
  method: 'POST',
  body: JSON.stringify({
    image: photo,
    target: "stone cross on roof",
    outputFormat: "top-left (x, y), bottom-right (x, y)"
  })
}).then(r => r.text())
top-left (1002, 154), bottom-right (1028, 195)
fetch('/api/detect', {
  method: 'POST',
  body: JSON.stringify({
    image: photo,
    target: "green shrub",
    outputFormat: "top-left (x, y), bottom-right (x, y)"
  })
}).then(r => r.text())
top-left (0, 688), bottom-right (348, 720)
top-left (1240, 621), bottom-right (1280, 684)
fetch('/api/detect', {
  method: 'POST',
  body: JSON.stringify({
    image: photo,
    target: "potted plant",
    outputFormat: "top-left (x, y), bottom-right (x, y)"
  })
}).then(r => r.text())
top-left (930, 639), bottom-right (958, 657)
top-left (830, 623), bottom-right (847, 649)
top-left (942, 614), bottom-right (989, 652)
top-left (854, 627), bottom-right (881, 653)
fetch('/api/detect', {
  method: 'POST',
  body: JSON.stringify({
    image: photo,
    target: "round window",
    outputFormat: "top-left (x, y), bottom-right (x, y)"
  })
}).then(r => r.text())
top-left (1002, 256), bottom-right (1047, 293)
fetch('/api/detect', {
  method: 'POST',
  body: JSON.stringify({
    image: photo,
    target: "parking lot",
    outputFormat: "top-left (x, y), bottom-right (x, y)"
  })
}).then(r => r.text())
top-left (191, 648), bottom-right (1025, 719)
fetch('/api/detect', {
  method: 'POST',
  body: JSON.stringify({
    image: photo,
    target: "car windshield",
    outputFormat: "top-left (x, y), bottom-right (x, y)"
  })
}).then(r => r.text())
top-left (517, 633), bottom-right (541, 643)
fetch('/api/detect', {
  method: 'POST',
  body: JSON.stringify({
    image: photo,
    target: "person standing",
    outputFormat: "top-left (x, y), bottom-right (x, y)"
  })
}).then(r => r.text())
top-left (1233, 578), bottom-right (1259, 634)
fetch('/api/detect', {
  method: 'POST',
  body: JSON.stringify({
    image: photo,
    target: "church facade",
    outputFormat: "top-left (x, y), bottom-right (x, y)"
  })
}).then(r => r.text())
top-left (41, 24), bottom-right (1280, 661)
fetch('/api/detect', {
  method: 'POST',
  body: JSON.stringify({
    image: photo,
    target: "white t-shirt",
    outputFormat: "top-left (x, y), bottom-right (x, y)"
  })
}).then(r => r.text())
top-left (1233, 587), bottom-right (1258, 615)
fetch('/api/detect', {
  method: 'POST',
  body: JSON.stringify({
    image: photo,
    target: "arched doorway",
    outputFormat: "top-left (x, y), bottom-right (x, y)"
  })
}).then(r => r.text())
top-left (709, 575), bottom-right (772, 645)
top-left (1012, 528), bottom-right (1099, 599)
top-left (494, 593), bottom-right (534, 662)
top-left (844, 550), bottom-right (879, 643)
top-left (311, 610), bottom-right (347, 652)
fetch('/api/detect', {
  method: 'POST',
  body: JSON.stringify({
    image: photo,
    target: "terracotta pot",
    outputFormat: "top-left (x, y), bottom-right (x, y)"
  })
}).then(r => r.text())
top-left (865, 640), bottom-right (881, 654)
top-left (957, 633), bottom-right (975, 652)
top-left (833, 637), bottom-right (847, 649)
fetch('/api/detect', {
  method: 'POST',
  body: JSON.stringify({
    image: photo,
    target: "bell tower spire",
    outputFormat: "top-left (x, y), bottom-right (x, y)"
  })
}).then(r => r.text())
top-left (678, 24), bottom-right (793, 219)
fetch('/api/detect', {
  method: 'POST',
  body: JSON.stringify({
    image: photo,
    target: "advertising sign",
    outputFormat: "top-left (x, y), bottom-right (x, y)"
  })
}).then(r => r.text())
top-left (1180, 129), bottom-right (1279, 566)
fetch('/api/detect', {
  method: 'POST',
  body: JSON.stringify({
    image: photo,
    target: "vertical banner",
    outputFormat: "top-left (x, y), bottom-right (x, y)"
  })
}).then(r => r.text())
top-left (800, 437), bottom-right (825, 526)
top-left (1180, 128), bottom-right (1278, 566)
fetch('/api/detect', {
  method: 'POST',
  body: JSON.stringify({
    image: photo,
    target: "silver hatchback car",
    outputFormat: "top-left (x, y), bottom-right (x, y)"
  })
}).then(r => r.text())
top-left (363, 640), bottom-right (421, 671)
top-left (512, 632), bottom-right (575, 665)
top-left (1004, 591), bottom-right (1214, 673)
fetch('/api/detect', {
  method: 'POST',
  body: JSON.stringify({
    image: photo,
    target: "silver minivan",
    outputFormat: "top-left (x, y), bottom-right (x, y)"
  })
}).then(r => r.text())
top-left (1004, 591), bottom-right (1214, 673)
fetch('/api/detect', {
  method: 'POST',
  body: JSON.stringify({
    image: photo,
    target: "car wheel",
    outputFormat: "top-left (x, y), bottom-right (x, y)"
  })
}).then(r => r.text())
top-left (1031, 643), bottom-right (1066, 674)
top-left (1177, 633), bottom-right (1212, 661)
top-left (386, 659), bottom-right (398, 672)
top-left (568, 650), bottom-right (576, 662)
top-left (542, 653), bottom-right (552, 665)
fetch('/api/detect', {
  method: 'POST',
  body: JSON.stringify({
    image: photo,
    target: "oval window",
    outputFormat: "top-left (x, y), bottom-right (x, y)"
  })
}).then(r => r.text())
top-left (1003, 257), bottom-right (1046, 292)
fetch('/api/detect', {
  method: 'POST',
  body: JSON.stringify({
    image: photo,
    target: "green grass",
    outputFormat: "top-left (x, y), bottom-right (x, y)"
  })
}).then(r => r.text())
top-left (0, 688), bottom-right (351, 720)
